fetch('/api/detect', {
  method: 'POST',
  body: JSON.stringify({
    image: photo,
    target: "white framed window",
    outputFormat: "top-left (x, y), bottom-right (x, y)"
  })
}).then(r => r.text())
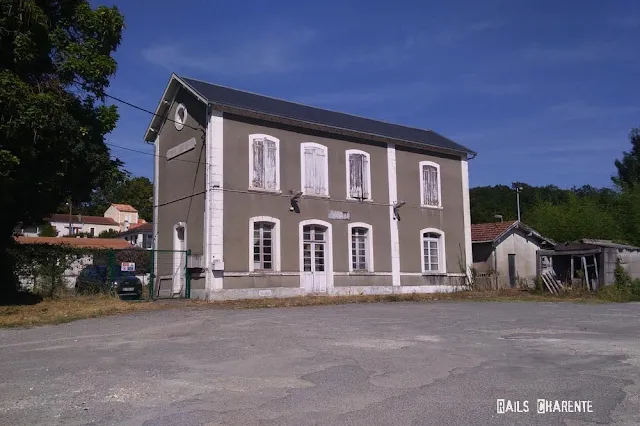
top-left (348, 222), bottom-right (374, 272)
top-left (301, 143), bottom-right (329, 196)
top-left (249, 216), bottom-right (281, 272)
top-left (175, 103), bottom-right (187, 131)
top-left (419, 160), bottom-right (442, 208)
top-left (420, 228), bottom-right (446, 273)
top-left (249, 134), bottom-right (280, 192)
top-left (346, 150), bottom-right (371, 200)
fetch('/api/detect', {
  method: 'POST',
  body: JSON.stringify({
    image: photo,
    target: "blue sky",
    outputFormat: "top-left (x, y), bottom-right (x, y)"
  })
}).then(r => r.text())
top-left (100, 0), bottom-right (640, 188)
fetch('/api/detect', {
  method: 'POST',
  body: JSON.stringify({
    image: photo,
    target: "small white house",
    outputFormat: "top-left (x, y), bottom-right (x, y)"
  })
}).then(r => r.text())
top-left (104, 204), bottom-right (139, 232)
top-left (117, 223), bottom-right (153, 249)
top-left (47, 214), bottom-right (121, 237)
top-left (471, 220), bottom-right (554, 289)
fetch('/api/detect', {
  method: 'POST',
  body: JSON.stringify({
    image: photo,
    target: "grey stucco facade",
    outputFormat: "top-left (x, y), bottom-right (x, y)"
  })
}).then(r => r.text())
top-left (149, 75), bottom-right (473, 299)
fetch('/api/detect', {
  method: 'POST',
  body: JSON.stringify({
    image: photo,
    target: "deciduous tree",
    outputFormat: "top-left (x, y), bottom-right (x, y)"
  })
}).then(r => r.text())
top-left (0, 0), bottom-right (125, 297)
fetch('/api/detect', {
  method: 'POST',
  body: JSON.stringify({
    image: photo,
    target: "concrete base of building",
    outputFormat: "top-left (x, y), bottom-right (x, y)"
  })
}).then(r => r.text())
top-left (190, 284), bottom-right (466, 301)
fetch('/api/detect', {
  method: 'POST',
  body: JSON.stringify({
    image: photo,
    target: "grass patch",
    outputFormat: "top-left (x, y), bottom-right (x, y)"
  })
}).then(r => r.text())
top-left (0, 287), bottom-right (625, 329)
top-left (175, 288), bottom-right (602, 311)
top-left (0, 295), bottom-right (160, 328)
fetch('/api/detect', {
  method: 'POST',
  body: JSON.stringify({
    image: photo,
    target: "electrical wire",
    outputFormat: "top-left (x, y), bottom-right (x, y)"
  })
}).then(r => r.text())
top-left (104, 93), bottom-right (202, 133)
top-left (106, 142), bottom-right (206, 165)
top-left (104, 92), bottom-right (438, 212)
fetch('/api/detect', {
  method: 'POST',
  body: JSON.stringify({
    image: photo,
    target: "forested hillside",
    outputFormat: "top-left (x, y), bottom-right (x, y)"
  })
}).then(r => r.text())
top-left (470, 128), bottom-right (640, 245)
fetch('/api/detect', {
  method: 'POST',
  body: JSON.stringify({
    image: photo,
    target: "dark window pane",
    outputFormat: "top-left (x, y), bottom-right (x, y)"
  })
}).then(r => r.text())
top-left (264, 262), bottom-right (272, 270)
top-left (264, 246), bottom-right (271, 254)
top-left (264, 255), bottom-right (272, 262)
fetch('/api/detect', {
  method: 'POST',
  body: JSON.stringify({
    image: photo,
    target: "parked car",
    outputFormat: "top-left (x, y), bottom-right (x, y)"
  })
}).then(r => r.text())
top-left (75, 265), bottom-right (143, 299)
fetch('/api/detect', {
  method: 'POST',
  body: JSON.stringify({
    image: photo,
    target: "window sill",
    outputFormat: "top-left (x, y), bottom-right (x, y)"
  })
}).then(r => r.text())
top-left (347, 271), bottom-right (376, 275)
top-left (248, 187), bottom-right (282, 195)
top-left (420, 205), bottom-right (443, 210)
top-left (302, 193), bottom-right (330, 200)
top-left (249, 271), bottom-right (281, 276)
top-left (421, 272), bottom-right (447, 276)
top-left (346, 198), bottom-right (373, 203)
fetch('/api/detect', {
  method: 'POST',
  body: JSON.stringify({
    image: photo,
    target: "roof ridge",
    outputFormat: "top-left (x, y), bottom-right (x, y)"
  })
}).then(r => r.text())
top-left (179, 75), bottom-right (453, 137)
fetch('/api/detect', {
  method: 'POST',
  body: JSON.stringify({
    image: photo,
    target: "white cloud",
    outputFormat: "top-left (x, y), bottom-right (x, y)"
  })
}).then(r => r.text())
top-left (142, 29), bottom-right (316, 75)
top-left (519, 42), bottom-right (621, 66)
top-left (608, 16), bottom-right (640, 28)
top-left (548, 101), bottom-right (640, 120)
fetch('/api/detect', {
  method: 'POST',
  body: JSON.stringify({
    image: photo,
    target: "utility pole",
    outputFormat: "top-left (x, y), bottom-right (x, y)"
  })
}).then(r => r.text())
top-left (67, 200), bottom-right (73, 236)
top-left (511, 183), bottom-right (522, 222)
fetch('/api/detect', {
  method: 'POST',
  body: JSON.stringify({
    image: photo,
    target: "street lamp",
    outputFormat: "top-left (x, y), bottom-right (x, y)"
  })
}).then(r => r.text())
top-left (65, 201), bottom-right (72, 236)
top-left (511, 183), bottom-right (523, 222)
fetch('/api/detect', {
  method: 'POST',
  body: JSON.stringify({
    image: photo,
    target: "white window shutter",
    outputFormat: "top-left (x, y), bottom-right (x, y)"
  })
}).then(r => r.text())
top-left (265, 140), bottom-right (277, 190)
top-left (304, 147), bottom-right (315, 193)
top-left (349, 154), bottom-right (364, 199)
top-left (362, 155), bottom-right (369, 199)
top-left (423, 165), bottom-right (439, 206)
top-left (252, 139), bottom-right (264, 188)
top-left (315, 148), bottom-right (326, 195)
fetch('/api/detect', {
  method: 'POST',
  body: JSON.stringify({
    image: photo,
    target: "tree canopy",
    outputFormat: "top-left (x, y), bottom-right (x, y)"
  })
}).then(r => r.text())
top-left (613, 128), bottom-right (640, 188)
top-left (67, 175), bottom-right (153, 222)
top-left (471, 128), bottom-right (640, 246)
top-left (1, 0), bottom-right (125, 295)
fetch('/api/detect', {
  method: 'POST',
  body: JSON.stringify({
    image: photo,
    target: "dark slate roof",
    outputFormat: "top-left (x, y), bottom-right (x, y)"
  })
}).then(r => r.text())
top-left (180, 76), bottom-right (474, 155)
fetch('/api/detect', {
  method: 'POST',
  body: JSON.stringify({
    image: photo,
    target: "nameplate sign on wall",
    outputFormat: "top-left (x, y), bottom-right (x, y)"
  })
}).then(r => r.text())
top-left (328, 210), bottom-right (351, 220)
top-left (166, 137), bottom-right (197, 160)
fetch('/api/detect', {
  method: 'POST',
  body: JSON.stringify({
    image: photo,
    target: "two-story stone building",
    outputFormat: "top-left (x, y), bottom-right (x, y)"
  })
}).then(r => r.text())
top-left (144, 74), bottom-right (476, 300)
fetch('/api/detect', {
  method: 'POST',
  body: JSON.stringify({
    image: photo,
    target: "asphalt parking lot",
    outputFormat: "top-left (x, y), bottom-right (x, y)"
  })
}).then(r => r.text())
top-left (0, 301), bottom-right (639, 425)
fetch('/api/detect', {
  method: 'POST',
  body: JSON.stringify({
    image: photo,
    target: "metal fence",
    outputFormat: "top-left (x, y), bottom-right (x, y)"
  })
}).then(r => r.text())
top-left (13, 244), bottom-right (189, 299)
top-left (149, 249), bottom-right (190, 299)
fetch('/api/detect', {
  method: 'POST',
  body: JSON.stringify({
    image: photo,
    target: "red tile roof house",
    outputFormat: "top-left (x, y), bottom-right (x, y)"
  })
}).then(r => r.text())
top-left (46, 214), bottom-right (121, 237)
top-left (14, 237), bottom-right (133, 291)
top-left (471, 220), bottom-right (554, 289)
top-left (104, 204), bottom-right (139, 231)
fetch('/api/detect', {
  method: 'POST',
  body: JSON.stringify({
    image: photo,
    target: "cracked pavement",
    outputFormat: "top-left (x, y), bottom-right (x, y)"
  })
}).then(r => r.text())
top-left (0, 301), bottom-right (639, 425)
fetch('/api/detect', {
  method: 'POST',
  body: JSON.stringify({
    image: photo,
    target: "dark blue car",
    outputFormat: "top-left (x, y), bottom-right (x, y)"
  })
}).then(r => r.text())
top-left (75, 265), bottom-right (143, 299)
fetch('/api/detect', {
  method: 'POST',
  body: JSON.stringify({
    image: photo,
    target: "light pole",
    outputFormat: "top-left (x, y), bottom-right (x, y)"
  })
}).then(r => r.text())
top-left (66, 201), bottom-right (72, 236)
top-left (511, 183), bottom-right (522, 222)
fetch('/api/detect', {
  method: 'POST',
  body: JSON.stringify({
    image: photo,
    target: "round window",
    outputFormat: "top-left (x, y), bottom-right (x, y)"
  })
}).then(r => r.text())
top-left (174, 104), bottom-right (187, 131)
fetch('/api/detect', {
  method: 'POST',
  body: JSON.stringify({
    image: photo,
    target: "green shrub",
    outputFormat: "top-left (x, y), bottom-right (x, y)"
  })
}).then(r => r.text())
top-left (597, 259), bottom-right (640, 302)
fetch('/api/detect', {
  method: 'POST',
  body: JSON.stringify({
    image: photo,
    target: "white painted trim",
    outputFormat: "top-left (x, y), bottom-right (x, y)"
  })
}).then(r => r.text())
top-left (345, 149), bottom-right (372, 201)
top-left (248, 216), bottom-right (281, 272)
top-left (206, 110), bottom-right (224, 292)
top-left (387, 144), bottom-right (401, 286)
top-left (329, 285), bottom-right (461, 296)
top-left (400, 272), bottom-right (465, 277)
top-left (152, 135), bottom-right (159, 286)
top-left (461, 159), bottom-right (472, 280)
top-left (173, 221), bottom-right (187, 296)
top-left (225, 271), bottom-right (300, 277)
top-left (248, 133), bottom-right (280, 192)
top-left (334, 272), bottom-right (392, 276)
top-left (144, 74), bottom-right (208, 142)
top-left (418, 160), bottom-right (443, 208)
top-left (298, 219), bottom-right (333, 291)
top-left (300, 142), bottom-right (329, 196)
top-left (174, 103), bottom-right (187, 131)
top-left (420, 227), bottom-right (446, 273)
top-left (347, 222), bottom-right (374, 272)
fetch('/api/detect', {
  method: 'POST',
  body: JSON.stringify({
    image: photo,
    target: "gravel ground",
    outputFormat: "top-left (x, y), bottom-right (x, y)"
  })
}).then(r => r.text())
top-left (0, 301), bottom-right (639, 425)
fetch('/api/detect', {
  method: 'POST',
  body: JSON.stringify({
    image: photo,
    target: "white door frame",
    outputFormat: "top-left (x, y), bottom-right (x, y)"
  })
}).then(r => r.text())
top-left (173, 222), bottom-right (187, 296)
top-left (299, 219), bottom-right (333, 292)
